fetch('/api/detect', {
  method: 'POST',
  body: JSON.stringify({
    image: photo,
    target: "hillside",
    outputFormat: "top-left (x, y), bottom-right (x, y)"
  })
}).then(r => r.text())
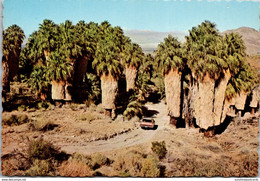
top-left (124, 29), bottom-right (187, 54)
top-left (222, 27), bottom-right (260, 56)
top-left (125, 27), bottom-right (260, 55)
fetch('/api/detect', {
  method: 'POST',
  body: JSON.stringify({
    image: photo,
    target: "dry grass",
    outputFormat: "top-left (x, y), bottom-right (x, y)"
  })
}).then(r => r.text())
top-left (29, 119), bottom-right (57, 132)
top-left (2, 114), bottom-right (29, 126)
top-left (141, 155), bottom-right (160, 177)
top-left (113, 150), bottom-right (144, 177)
top-left (59, 161), bottom-right (93, 177)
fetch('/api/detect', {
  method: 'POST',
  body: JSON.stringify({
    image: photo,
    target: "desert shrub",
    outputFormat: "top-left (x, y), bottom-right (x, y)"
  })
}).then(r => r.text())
top-left (17, 105), bottom-right (28, 111)
top-left (37, 101), bottom-right (52, 110)
top-left (1, 152), bottom-right (30, 176)
top-left (59, 160), bottom-right (92, 177)
top-left (114, 151), bottom-right (144, 177)
top-left (29, 119), bottom-right (57, 132)
top-left (25, 159), bottom-right (56, 176)
top-left (2, 114), bottom-right (29, 126)
top-left (151, 141), bottom-right (167, 159)
top-left (69, 103), bottom-right (79, 111)
top-left (70, 153), bottom-right (94, 168)
top-left (123, 100), bottom-right (143, 120)
top-left (78, 113), bottom-right (96, 123)
top-left (141, 155), bottom-right (160, 177)
top-left (91, 153), bottom-right (108, 168)
top-left (28, 139), bottom-right (58, 162)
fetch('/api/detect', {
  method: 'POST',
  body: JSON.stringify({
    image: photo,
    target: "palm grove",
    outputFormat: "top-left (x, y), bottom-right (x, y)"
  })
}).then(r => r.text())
top-left (2, 20), bottom-right (259, 135)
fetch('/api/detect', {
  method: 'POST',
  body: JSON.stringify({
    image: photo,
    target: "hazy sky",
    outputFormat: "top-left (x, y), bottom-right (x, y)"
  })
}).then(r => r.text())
top-left (3, 0), bottom-right (260, 37)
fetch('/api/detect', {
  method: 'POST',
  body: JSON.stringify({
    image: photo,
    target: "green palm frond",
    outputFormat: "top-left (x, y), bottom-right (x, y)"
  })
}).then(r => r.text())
top-left (155, 35), bottom-right (184, 75)
top-left (45, 51), bottom-right (72, 81)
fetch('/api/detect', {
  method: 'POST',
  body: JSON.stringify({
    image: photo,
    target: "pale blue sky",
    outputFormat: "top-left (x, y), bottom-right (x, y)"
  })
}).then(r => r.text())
top-left (3, 0), bottom-right (260, 37)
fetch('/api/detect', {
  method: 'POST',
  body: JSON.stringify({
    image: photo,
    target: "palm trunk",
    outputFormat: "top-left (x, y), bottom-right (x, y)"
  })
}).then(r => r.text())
top-left (221, 97), bottom-right (235, 123)
top-left (64, 81), bottom-right (72, 101)
top-left (164, 69), bottom-right (182, 118)
top-left (101, 74), bottom-right (118, 116)
top-left (213, 69), bottom-right (231, 125)
top-left (195, 73), bottom-right (215, 130)
top-left (8, 51), bottom-right (19, 81)
top-left (51, 80), bottom-right (65, 100)
top-left (73, 56), bottom-right (89, 87)
top-left (249, 87), bottom-right (259, 108)
top-left (235, 91), bottom-right (248, 110)
top-left (2, 60), bottom-right (10, 92)
top-left (125, 65), bottom-right (137, 92)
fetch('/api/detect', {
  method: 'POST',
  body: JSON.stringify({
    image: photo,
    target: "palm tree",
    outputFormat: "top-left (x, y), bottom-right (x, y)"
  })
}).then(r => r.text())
top-left (155, 35), bottom-right (184, 126)
top-left (73, 21), bottom-right (99, 89)
top-left (37, 19), bottom-right (58, 61)
top-left (45, 51), bottom-right (72, 104)
top-left (27, 65), bottom-right (49, 100)
top-left (57, 20), bottom-right (83, 102)
top-left (2, 25), bottom-right (25, 93)
top-left (142, 54), bottom-right (155, 79)
top-left (122, 42), bottom-right (144, 91)
top-left (215, 32), bottom-right (247, 124)
top-left (186, 21), bottom-right (226, 130)
top-left (92, 25), bottom-right (124, 117)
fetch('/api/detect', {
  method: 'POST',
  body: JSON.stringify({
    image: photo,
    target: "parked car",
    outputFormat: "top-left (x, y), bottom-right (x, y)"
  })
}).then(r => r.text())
top-left (140, 117), bottom-right (155, 129)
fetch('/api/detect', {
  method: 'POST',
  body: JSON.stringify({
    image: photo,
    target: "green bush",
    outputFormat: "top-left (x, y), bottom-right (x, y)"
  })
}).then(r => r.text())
top-left (123, 100), bottom-right (143, 120)
top-left (28, 139), bottom-right (58, 162)
top-left (141, 155), bottom-right (160, 177)
top-left (2, 114), bottom-right (29, 126)
top-left (17, 105), bottom-right (27, 111)
top-left (151, 141), bottom-right (167, 159)
top-left (37, 101), bottom-right (52, 110)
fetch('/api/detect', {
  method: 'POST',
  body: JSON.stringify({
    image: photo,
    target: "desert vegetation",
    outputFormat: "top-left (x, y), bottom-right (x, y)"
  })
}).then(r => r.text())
top-left (2, 19), bottom-right (259, 177)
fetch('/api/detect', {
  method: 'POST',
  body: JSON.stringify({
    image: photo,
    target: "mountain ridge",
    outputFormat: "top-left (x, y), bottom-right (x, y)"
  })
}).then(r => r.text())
top-left (125, 27), bottom-right (260, 55)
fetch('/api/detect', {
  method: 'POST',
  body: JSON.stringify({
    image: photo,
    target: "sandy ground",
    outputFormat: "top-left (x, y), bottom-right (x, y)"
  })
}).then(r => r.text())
top-left (1, 101), bottom-right (259, 176)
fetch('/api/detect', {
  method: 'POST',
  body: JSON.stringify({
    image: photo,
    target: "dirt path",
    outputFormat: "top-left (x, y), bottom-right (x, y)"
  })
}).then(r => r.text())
top-left (59, 101), bottom-right (169, 154)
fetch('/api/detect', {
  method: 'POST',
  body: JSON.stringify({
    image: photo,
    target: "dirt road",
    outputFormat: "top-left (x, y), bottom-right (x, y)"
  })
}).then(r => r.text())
top-left (59, 101), bottom-right (170, 154)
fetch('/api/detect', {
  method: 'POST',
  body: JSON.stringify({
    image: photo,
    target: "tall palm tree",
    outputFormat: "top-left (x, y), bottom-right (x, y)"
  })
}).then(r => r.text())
top-left (37, 19), bottom-right (58, 61)
top-left (92, 25), bottom-right (124, 117)
top-left (57, 20), bottom-right (82, 102)
top-left (45, 51), bottom-right (72, 104)
top-left (73, 21), bottom-right (99, 89)
top-left (122, 42), bottom-right (144, 91)
top-left (2, 24), bottom-right (25, 92)
top-left (155, 35), bottom-right (184, 126)
top-left (215, 32), bottom-right (247, 124)
top-left (186, 21), bottom-right (227, 130)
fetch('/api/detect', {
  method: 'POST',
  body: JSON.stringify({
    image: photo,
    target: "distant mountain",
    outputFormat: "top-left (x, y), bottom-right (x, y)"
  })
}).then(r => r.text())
top-left (125, 27), bottom-right (260, 55)
top-left (124, 29), bottom-right (187, 54)
top-left (222, 27), bottom-right (260, 56)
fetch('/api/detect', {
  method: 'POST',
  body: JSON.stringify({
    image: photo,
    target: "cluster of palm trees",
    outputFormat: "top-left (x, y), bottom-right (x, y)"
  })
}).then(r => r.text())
top-left (4, 19), bottom-right (148, 117)
top-left (3, 20), bottom-right (259, 133)
top-left (155, 21), bottom-right (259, 133)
